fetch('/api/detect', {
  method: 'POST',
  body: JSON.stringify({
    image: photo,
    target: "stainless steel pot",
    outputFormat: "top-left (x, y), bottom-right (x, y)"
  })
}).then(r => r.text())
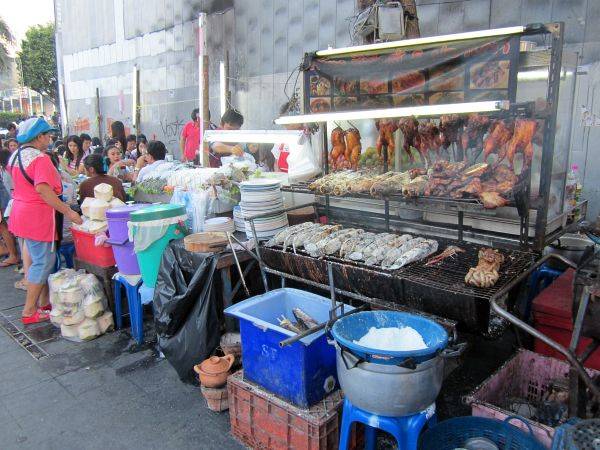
top-left (545, 234), bottom-right (595, 267)
top-left (334, 343), bottom-right (444, 416)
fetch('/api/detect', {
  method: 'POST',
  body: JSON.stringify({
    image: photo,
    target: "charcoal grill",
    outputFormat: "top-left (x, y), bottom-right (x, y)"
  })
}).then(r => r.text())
top-left (254, 203), bottom-right (535, 333)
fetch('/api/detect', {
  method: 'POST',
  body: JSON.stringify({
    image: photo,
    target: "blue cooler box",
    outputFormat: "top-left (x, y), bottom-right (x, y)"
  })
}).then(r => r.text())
top-left (225, 288), bottom-right (353, 408)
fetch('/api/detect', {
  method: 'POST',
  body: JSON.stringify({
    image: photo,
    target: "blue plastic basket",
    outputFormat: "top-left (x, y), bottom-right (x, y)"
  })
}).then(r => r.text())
top-left (420, 416), bottom-right (546, 450)
top-left (331, 310), bottom-right (448, 365)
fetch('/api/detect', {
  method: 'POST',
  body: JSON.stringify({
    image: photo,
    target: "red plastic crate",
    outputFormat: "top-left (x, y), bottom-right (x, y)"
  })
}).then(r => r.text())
top-left (71, 228), bottom-right (116, 267)
top-left (227, 371), bottom-right (362, 450)
top-left (466, 349), bottom-right (600, 448)
top-left (532, 269), bottom-right (600, 370)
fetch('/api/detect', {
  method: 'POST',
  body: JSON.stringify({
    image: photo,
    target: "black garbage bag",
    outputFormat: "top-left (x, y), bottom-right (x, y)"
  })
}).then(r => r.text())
top-left (153, 240), bottom-right (221, 383)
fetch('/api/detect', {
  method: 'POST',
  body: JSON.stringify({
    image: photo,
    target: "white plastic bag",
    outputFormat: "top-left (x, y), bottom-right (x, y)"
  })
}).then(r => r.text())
top-left (48, 269), bottom-right (111, 342)
top-left (286, 132), bottom-right (322, 183)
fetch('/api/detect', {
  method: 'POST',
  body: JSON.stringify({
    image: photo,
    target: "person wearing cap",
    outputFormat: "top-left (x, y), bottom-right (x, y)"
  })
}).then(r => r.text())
top-left (7, 117), bottom-right (83, 324)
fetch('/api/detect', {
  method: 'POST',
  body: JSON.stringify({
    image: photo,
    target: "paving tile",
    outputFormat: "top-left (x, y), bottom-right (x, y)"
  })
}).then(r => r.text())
top-left (0, 361), bottom-right (52, 397)
top-left (1, 379), bottom-right (76, 421)
top-left (0, 348), bottom-right (38, 375)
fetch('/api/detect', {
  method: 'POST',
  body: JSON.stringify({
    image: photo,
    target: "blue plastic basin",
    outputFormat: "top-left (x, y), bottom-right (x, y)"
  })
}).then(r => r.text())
top-left (331, 311), bottom-right (448, 364)
top-left (225, 288), bottom-right (353, 407)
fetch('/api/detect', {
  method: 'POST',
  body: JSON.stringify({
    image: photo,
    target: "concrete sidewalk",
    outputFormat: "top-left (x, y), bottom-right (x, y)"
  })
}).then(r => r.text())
top-left (0, 267), bottom-right (243, 450)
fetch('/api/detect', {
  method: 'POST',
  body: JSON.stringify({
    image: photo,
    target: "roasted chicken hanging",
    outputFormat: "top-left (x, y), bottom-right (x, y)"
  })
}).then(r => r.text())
top-left (329, 126), bottom-right (347, 171)
top-left (397, 117), bottom-right (419, 162)
top-left (460, 114), bottom-right (491, 161)
top-left (465, 248), bottom-right (505, 288)
top-left (345, 127), bottom-right (362, 171)
top-left (483, 119), bottom-right (514, 164)
top-left (506, 119), bottom-right (537, 169)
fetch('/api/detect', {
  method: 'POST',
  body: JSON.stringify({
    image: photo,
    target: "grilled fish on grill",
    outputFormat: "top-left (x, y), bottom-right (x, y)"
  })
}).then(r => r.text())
top-left (305, 228), bottom-right (362, 258)
top-left (281, 223), bottom-right (323, 251)
top-left (380, 237), bottom-right (427, 268)
top-left (292, 225), bottom-right (341, 254)
top-left (268, 222), bottom-right (320, 248)
top-left (388, 239), bottom-right (439, 270)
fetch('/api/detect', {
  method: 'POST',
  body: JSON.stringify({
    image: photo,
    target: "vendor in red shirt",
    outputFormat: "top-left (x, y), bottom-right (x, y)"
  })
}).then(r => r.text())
top-left (179, 108), bottom-right (201, 162)
top-left (8, 118), bottom-right (82, 324)
top-left (208, 109), bottom-right (245, 167)
top-left (271, 101), bottom-right (303, 172)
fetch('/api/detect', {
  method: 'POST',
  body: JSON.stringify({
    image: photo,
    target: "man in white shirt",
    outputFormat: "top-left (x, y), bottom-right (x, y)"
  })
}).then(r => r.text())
top-left (134, 140), bottom-right (169, 182)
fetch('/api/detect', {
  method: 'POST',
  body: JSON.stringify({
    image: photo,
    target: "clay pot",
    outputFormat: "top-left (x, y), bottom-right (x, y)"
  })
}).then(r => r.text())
top-left (194, 354), bottom-right (235, 388)
top-left (201, 385), bottom-right (229, 412)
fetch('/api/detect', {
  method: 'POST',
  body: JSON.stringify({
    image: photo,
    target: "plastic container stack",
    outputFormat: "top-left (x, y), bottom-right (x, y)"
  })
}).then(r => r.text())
top-left (105, 204), bottom-right (147, 275)
top-left (48, 269), bottom-right (114, 342)
top-left (72, 183), bottom-right (126, 267)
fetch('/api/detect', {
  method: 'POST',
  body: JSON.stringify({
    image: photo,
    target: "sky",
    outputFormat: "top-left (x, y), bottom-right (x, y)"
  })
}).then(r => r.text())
top-left (3, 0), bottom-right (54, 54)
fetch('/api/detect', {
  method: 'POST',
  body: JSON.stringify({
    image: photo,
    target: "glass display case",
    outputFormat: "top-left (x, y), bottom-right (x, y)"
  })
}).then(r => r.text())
top-left (277, 23), bottom-right (576, 252)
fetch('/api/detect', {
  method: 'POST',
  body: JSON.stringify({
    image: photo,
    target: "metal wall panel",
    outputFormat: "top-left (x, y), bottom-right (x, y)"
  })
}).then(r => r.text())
top-left (287, 1), bottom-right (305, 72)
top-left (437, 2), bottom-right (465, 35)
top-left (418, 3), bottom-right (440, 37)
top-left (319, 0), bottom-right (337, 50)
top-left (335, 0), bottom-right (355, 47)
top-left (303, 0), bottom-right (320, 52)
top-left (552, 0), bottom-right (587, 45)
top-left (463, 0), bottom-right (490, 32)
top-left (260, 0), bottom-right (275, 75)
top-left (273, 0), bottom-right (289, 73)
top-left (490, 0), bottom-right (522, 28)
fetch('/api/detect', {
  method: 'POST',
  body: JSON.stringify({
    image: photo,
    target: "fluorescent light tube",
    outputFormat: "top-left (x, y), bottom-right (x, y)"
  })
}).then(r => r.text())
top-left (204, 130), bottom-right (304, 145)
top-left (219, 61), bottom-right (226, 117)
top-left (275, 101), bottom-right (507, 125)
top-left (316, 26), bottom-right (525, 57)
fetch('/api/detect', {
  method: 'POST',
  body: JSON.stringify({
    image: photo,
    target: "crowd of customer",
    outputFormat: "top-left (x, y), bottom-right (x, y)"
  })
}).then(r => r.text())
top-left (0, 108), bottom-right (260, 325)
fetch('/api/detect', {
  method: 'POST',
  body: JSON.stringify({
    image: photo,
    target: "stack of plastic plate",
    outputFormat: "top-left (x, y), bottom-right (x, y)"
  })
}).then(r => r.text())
top-left (239, 178), bottom-right (288, 240)
top-left (204, 217), bottom-right (235, 233)
top-left (233, 206), bottom-right (246, 233)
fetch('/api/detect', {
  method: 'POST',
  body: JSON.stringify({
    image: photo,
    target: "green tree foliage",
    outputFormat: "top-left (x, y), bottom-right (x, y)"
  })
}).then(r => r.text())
top-left (0, 16), bottom-right (15, 72)
top-left (0, 112), bottom-right (23, 128)
top-left (18, 24), bottom-right (56, 103)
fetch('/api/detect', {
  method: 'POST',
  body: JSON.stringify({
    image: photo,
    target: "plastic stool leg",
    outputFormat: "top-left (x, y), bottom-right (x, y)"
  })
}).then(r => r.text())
top-left (338, 399), bottom-right (355, 450)
top-left (113, 280), bottom-right (123, 330)
top-left (386, 413), bottom-right (428, 450)
top-left (126, 284), bottom-right (143, 345)
top-left (64, 246), bottom-right (74, 269)
top-left (364, 424), bottom-right (377, 450)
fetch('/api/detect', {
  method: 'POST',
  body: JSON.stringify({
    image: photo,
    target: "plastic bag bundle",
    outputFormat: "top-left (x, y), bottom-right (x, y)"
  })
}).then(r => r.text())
top-left (189, 190), bottom-right (210, 233)
top-left (48, 269), bottom-right (114, 342)
top-left (93, 183), bottom-right (114, 202)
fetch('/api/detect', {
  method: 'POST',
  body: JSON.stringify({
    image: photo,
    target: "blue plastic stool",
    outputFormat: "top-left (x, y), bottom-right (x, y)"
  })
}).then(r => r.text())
top-left (54, 242), bottom-right (75, 271)
top-left (338, 398), bottom-right (436, 450)
top-left (113, 273), bottom-right (144, 345)
top-left (524, 263), bottom-right (563, 321)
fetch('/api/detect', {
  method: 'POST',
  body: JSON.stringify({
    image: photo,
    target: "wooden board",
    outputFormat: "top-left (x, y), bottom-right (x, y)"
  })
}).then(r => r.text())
top-left (184, 232), bottom-right (228, 253)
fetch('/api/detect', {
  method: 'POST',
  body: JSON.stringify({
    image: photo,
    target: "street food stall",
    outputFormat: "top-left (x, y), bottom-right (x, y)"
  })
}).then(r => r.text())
top-left (215, 23), bottom-right (599, 446)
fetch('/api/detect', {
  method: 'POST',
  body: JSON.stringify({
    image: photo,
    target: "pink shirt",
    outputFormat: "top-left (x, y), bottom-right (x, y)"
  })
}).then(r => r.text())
top-left (181, 121), bottom-right (200, 161)
top-left (8, 148), bottom-right (62, 242)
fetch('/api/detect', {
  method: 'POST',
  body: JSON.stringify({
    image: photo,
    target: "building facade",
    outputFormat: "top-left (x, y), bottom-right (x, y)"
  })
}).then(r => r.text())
top-left (55, 0), bottom-right (600, 217)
